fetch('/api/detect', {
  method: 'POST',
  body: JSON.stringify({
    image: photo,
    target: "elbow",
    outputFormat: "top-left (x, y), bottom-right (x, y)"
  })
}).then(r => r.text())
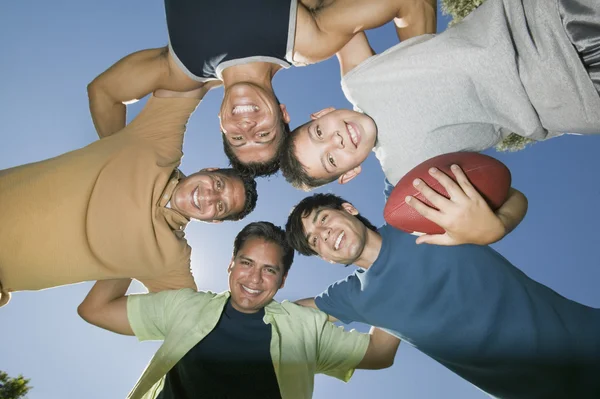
top-left (377, 357), bottom-right (395, 370)
top-left (86, 79), bottom-right (102, 102)
top-left (77, 302), bottom-right (95, 324)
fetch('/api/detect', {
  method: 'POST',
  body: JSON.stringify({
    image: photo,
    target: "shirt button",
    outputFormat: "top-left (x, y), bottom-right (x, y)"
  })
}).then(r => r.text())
top-left (163, 195), bottom-right (168, 200)
top-left (179, 226), bottom-right (184, 230)
top-left (172, 180), bottom-right (177, 185)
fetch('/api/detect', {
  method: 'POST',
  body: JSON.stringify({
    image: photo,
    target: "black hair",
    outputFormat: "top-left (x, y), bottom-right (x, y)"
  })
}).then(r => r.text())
top-left (233, 221), bottom-right (295, 274)
top-left (214, 168), bottom-right (258, 221)
top-left (285, 193), bottom-right (378, 256)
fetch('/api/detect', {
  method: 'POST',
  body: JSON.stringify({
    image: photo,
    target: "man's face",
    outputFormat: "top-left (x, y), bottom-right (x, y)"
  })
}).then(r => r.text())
top-left (171, 169), bottom-right (246, 222)
top-left (219, 82), bottom-right (290, 165)
top-left (228, 237), bottom-right (287, 314)
top-left (293, 108), bottom-right (377, 184)
top-left (301, 203), bottom-right (368, 265)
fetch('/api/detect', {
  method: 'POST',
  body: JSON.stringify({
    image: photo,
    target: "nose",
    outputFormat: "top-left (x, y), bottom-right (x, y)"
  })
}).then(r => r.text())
top-left (330, 131), bottom-right (344, 149)
top-left (319, 227), bottom-right (331, 243)
top-left (200, 188), bottom-right (219, 206)
top-left (236, 119), bottom-right (257, 132)
top-left (249, 266), bottom-right (262, 283)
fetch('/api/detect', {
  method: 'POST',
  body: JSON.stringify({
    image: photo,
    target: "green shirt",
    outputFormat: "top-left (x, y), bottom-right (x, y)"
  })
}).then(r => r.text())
top-left (126, 289), bottom-right (370, 399)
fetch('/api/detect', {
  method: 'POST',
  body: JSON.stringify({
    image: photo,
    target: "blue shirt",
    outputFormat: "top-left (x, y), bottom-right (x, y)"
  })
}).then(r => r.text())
top-left (315, 224), bottom-right (600, 398)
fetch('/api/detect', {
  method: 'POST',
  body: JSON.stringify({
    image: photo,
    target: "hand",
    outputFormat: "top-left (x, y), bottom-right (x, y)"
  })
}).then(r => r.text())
top-left (405, 165), bottom-right (506, 246)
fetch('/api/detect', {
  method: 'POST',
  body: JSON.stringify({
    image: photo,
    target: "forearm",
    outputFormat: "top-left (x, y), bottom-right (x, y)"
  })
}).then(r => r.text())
top-left (78, 279), bottom-right (134, 335)
top-left (336, 32), bottom-right (375, 77)
top-left (87, 86), bottom-right (127, 138)
top-left (357, 327), bottom-right (401, 369)
top-left (496, 188), bottom-right (528, 236)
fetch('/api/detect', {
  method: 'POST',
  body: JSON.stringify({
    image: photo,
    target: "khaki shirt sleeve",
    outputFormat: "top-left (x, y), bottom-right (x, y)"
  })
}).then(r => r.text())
top-left (316, 321), bottom-right (370, 381)
top-left (137, 262), bottom-right (198, 293)
top-left (122, 95), bottom-right (200, 163)
top-left (127, 288), bottom-right (197, 341)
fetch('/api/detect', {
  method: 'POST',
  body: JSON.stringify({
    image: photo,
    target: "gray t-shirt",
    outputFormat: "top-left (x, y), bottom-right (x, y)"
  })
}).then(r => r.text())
top-left (342, 0), bottom-right (600, 185)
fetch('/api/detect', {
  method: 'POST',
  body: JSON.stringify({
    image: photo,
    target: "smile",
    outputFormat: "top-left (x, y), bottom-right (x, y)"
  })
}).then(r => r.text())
top-left (193, 187), bottom-right (201, 211)
top-left (232, 105), bottom-right (259, 115)
top-left (345, 122), bottom-right (360, 148)
top-left (242, 285), bottom-right (262, 295)
top-left (334, 231), bottom-right (345, 251)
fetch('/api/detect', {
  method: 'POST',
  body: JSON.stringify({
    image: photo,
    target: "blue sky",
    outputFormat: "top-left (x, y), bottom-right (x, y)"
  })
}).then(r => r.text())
top-left (1, 1), bottom-right (599, 398)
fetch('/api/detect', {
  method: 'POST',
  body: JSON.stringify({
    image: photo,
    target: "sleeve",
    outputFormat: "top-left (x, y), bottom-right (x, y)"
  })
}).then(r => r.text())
top-left (122, 95), bottom-right (200, 163)
top-left (315, 320), bottom-right (370, 381)
top-left (314, 273), bottom-right (363, 325)
top-left (137, 261), bottom-right (198, 293)
top-left (127, 288), bottom-right (198, 341)
top-left (383, 178), bottom-right (395, 201)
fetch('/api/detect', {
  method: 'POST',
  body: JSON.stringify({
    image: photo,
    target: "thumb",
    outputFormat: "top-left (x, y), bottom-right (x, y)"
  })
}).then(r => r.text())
top-left (416, 233), bottom-right (456, 246)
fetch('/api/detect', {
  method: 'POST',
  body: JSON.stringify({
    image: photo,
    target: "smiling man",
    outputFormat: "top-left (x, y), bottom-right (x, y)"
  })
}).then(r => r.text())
top-left (78, 222), bottom-right (401, 399)
top-left (286, 193), bottom-right (600, 398)
top-left (280, 0), bottom-right (600, 189)
top-left (88, 0), bottom-right (437, 176)
top-left (0, 87), bottom-right (257, 307)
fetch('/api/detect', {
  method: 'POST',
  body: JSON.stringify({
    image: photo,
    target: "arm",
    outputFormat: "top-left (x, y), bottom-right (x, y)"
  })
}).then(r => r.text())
top-left (87, 47), bottom-right (200, 138)
top-left (394, 0), bottom-right (437, 42)
top-left (77, 279), bottom-right (134, 335)
top-left (295, 297), bottom-right (338, 322)
top-left (406, 165), bottom-right (528, 245)
top-left (356, 327), bottom-right (401, 370)
top-left (336, 32), bottom-right (375, 77)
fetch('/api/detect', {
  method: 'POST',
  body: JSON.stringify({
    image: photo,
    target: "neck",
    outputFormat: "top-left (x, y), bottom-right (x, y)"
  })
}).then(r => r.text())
top-left (354, 228), bottom-right (382, 269)
top-left (221, 62), bottom-right (280, 90)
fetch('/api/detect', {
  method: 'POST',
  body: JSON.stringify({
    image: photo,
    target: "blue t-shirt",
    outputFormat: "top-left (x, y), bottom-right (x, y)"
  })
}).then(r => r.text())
top-left (158, 299), bottom-right (281, 399)
top-left (315, 224), bottom-right (600, 398)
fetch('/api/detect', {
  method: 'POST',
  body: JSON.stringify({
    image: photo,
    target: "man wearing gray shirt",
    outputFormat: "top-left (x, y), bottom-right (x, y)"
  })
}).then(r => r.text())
top-left (281, 0), bottom-right (600, 189)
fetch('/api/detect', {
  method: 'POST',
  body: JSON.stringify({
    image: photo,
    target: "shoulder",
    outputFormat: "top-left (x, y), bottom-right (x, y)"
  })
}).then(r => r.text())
top-left (277, 300), bottom-right (330, 325)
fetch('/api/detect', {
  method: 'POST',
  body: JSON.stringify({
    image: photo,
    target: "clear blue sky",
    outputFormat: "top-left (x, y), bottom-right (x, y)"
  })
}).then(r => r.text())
top-left (1, 1), bottom-right (599, 398)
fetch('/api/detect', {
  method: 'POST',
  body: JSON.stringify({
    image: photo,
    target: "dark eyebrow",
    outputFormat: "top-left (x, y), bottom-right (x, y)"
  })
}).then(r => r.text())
top-left (305, 208), bottom-right (324, 244)
top-left (221, 177), bottom-right (230, 215)
top-left (239, 255), bottom-right (254, 263)
top-left (231, 140), bottom-right (247, 148)
top-left (265, 264), bottom-right (281, 272)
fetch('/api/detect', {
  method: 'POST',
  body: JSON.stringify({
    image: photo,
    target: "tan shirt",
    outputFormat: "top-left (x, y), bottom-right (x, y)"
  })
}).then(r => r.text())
top-left (0, 96), bottom-right (200, 304)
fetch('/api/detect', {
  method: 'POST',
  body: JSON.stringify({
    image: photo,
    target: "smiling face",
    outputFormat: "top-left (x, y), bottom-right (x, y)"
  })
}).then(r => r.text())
top-left (228, 237), bottom-right (287, 314)
top-left (219, 82), bottom-right (290, 165)
top-left (301, 203), bottom-right (368, 265)
top-left (293, 108), bottom-right (377, 184)
top-left (170, 169), bottom-right (246, 222)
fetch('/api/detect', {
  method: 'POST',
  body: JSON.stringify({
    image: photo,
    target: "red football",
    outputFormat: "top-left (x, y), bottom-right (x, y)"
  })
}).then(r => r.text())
top-left (383, 152), bottom-right (512, 235)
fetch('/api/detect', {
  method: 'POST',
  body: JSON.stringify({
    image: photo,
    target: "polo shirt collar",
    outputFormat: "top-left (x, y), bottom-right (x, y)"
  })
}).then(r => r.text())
top-left (158, 169), bottom-right (190, 233)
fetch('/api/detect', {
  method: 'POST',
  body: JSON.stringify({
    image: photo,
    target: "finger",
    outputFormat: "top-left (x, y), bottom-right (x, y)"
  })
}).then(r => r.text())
top-left (412, 177), bottom-right (452, 210)
top-left (405, 195), bottom-right (444, 225)
top-left (450, 164), bottom-right (479, 199)
top-left (416, 233), bottom-right (458, 246)
top-left (428, 167), bottom-right (467, 201)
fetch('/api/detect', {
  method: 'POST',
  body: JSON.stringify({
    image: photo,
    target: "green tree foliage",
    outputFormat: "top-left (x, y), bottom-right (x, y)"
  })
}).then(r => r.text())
top-left (0, 371), bottom-right (32, 399)
top-left (441, 0), bottom-right (535, 152)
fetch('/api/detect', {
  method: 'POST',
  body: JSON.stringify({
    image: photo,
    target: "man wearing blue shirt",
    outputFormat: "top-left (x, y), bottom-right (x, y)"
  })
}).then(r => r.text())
top-left (286, 193), bottom-right (600, 398)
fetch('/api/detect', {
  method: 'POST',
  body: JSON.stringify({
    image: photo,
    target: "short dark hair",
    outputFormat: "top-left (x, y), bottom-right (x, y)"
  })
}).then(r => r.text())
top-left (222, 97), bottom-right (290, 178)
top-left (285, 193), bottom-right (378, 256)
top-left (233, 221), bottom-right (295, 275)
top-left (215, 168), bottom-right (258, 221)
top-left (279, 123), bottom-right (339, 191)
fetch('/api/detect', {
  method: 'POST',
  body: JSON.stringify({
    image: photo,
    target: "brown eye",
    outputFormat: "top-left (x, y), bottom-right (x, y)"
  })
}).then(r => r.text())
top-left (316, 126), bottom-right (323, 137)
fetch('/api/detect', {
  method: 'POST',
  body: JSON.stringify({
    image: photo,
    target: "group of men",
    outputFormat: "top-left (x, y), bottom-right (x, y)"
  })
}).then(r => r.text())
top-left (2, 0), bottom-right (600, 397)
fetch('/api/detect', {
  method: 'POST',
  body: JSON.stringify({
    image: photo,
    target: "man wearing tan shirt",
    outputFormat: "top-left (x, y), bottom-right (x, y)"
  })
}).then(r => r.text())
top-left (0, 86), bottom-right (258, 307)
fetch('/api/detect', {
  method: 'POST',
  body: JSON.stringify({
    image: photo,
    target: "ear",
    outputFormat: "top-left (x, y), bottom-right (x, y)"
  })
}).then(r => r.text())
top-left (310, 107), bottom-right (336, 120)
top-left (337, 166), bottom-right (362, 185)
top-left (279, 273), bottom-right (288, 289)
top-left (201, 167), bottom-right (219, 172)
top-left (279, 104), bottom-right (291, 124)
top-left (227, 258), bottom-right (235, 273)
top-left (341, 202), bottom-right (359, 216)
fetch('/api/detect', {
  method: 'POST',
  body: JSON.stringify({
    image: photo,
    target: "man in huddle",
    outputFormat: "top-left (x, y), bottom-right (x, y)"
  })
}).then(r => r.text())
top-left (78, 222), bottom-right (401, 399)
top-left (0, 86), bottom-right (257, 307)
top-left (88, 0), bottom-right (436, 176)
top-left (285, 192), bottom-right (600, 398)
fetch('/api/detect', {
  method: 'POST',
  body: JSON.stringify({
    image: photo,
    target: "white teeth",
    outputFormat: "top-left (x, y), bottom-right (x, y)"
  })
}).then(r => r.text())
top-left (233, 105), bottom-right (259, 114)
top-left (346, 123), bottom-right (358, 147)
top-left (334, 231), bottom-right (345, 250)
top-left (193, 187), bottom-right (200, 210)
top-left (242, 285), bottom-right (261, 294)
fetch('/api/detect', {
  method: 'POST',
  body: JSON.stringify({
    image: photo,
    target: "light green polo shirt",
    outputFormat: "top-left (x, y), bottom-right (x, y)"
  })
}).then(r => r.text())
top-left (126, 289), bottom-right (370, 399)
